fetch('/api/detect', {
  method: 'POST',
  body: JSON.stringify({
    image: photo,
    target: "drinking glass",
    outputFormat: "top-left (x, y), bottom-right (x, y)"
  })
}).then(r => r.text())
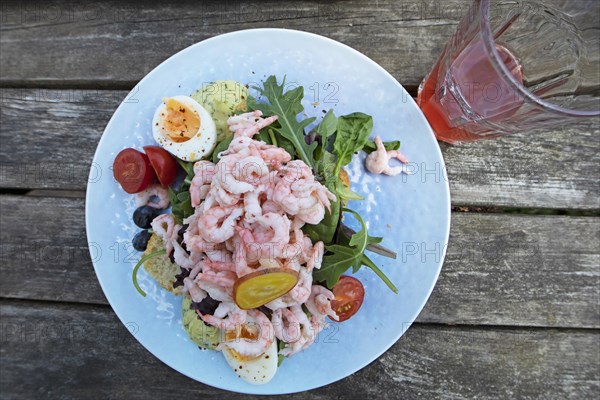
top-left (417, 0), bottom-right (600, 144)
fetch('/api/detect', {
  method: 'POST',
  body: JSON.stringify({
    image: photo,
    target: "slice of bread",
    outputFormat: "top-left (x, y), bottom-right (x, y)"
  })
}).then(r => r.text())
top-left (143, 233), bottom-right (183, 296)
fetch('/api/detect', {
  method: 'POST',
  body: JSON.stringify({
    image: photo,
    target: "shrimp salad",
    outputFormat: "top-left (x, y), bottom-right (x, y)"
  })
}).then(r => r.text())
top-left (113, 76), bottom-right (411, 384)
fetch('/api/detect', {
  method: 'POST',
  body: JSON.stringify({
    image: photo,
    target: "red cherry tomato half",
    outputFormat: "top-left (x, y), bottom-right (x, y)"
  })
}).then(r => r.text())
top-left (143, 146), bottom-right (178, 187)
top-left (113, 148), bottom-right (156, 194)
top-left (331, 276), bottom-right (365, 322)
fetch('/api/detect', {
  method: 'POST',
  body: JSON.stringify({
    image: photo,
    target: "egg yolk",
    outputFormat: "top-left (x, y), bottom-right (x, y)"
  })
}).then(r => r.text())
top-left (161, 97), bottom-right (200, 143)
top-left (225, 325), bottom-right (262, 361)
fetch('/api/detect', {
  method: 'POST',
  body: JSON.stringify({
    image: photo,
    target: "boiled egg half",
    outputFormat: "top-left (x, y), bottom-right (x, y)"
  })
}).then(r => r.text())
top-left (222, 323), bottom-right (279, 384)
top-left (152, 95), bottom-right (217, 162)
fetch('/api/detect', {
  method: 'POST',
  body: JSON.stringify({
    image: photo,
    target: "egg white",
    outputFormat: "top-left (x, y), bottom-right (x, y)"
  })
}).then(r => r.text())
top-left (152, 95), bottom-right (217, 162)
top-left (223, 339), bottom-right (278, 385)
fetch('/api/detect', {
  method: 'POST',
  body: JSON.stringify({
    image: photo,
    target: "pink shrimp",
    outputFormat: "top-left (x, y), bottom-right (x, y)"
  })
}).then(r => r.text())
top-left (195, 270), bottom-right (237, 302)
top-left (288, 266), bottom-right (313, 304)
top-left (252, 212), bottom-right (291, 258)
top-left (200, 302), bottom-right (247, 331)
top-left (257, 143), bottom-right (292, 166)
top-left (190, 160), bottom-right (216, 207)
top-left (260, 199), bottom-right (280, 215)
top-left (205, 247), bottom-right (233, 263)
top-left (223, 136), bottom-right (262, 158)
top-left (202, 260), bottom-right (236, 273)
top-left (216, 153), bottom-right (255, 194)
top-left (280, 307), bottom-right (303, 343)
top-left (198, 206), bottom-right (243, 243)
top-left (243, 183), bottom-right (268, 222)
top-left (150, 214), bottom-right (178, 254)
top-left (365, 135), bottom-right (412, 176)
top-left (305, 285), bottom-right (339, 321)
top-left (234, 229), bottom-right (255, 277)
top-left (217, 309), bottom-right (274, 357)
top-left (172, 241), bottom-right (198, 270)
top-left (233, 156), bottom-right (269, 185)
top-left (227, 110), bottom-right (279, 138)
top-left (136, 183), bottom-right (170, 209)
top-left (296, 197), bottom-right (325, 225)
top-left (183, 278), bottom-right (207, 303)
top-left (212, 179), bottom-right (241, 207)
top-left (279, 305), bottom-right (315, 357)
top-left (196, 270), bottom-right (236, 288)
top-left (306, 241), bottom-right (324, 271)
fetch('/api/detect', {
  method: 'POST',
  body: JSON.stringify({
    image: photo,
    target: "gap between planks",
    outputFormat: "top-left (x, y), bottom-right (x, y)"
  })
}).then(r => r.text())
top-left (10, 190), bottom-right (600, 216)
top-left (0, 297), bottom-right (598, 333)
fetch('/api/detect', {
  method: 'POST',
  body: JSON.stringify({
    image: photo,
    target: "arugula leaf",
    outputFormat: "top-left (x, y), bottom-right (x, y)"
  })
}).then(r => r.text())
top-left (247, 76), bottom-right (317, 167)
top-left (256, 129), bottom-right (272, 145)
top-left (314, 150), bottom-right (363, 202)
top-left (274, 133), bottom-right (296, 159)
top-left (313, 150), bottom-right (337, 187)
top-left (314, 208), bottom-right (390, 289)
top-left (363, 139), bottom-right (401, 154)
top-left (333, 112), bottom-right (373, 175)
top-left (361, 254), bottom-right (398, 293)
top-left (277, 340), bottom-right (286, 366)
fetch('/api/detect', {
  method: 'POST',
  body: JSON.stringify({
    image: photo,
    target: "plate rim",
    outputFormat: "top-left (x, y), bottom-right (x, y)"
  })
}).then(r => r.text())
top-left (85, 27), bottom-right (451, 394)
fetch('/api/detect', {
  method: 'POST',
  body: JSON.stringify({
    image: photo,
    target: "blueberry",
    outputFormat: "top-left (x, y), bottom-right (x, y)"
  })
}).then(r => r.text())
top-left (132, 230), bottom-right (152, 251)
top-left (133, 206), bottom-right (161, 229)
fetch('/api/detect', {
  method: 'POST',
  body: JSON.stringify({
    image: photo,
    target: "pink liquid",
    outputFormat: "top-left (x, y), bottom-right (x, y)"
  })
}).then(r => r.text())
top-left (418, 40), bottom-right (524, 144)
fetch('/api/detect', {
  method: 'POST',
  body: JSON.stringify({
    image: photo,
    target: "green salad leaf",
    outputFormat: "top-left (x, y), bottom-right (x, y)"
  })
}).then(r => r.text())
top-left (333, 179), bottom-right (364, 201)
top-left (302, 199), bottom-right (340, 245)
top-left (169, 159), bottom-right (195, 223)
top-left (247, 76), bottom-right (317, 167)
top-left (211, 136), bottom-right (233, 163)
top-left (363, 139), bottom-right (401, 154)
top-left (313, 208), bottom-right (396, 292)
top-left (315, 109), bottom-right (338, 141)
top-left (313, 109), bottom-right (338, 161)
top-left (333, 112), bottom-right (373, 175)
top-left (303, 151), bottom-right (341, 244)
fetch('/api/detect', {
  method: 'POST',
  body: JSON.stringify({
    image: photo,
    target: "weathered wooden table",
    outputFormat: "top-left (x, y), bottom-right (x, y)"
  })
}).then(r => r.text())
top-left (1, 1), bottom-right (598, 399)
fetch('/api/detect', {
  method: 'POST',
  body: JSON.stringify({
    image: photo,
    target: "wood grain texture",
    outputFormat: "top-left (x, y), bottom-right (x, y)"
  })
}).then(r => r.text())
top-left (1, 300), bottom-right (598, 400)
top-left (1, 89), bottom-right (599, 209)
top-left (3, 0), bottom-right (594, 90)
top-left (1, 195), bottom-right (598, 328)
top-left (0, 0), bottom-right (469, 88)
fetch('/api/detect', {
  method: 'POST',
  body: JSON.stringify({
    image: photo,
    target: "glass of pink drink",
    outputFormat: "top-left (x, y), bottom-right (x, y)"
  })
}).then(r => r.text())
top-left (417, 0), bottom-right (600, 144)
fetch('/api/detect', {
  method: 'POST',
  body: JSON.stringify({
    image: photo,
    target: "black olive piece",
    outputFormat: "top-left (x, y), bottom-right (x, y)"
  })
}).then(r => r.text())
top-left (177, 224), bottom-right (190, 254)
top-left (132, 230), bottom-right (152, 251)
top-left (133, 206), bottom-right (161, 229)
top-left (191, 296), bottom-right (220, 316)
top-left (257, 306), bottom-right (272, 320)
top-left (178, 224), bottom-right (189, 238)
top-left (173, 266), bottom-right (191, 288)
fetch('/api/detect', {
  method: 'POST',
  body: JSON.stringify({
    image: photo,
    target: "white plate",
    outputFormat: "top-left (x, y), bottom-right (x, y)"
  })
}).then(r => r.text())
top-left (86, 28), bottom-right (451, 394)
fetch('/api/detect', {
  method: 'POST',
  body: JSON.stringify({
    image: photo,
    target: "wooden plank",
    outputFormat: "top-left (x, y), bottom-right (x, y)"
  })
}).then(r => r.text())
top-left (1, 88), bottom-right (599, 209)
top-left (1, 300), bottom-right (598, 399)
top-left (2, 0), bottom-right (596, 90)
top-left (0, 0), bottom-right (470, 88)
top-left (1, 195), bottom-right (598, 328)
